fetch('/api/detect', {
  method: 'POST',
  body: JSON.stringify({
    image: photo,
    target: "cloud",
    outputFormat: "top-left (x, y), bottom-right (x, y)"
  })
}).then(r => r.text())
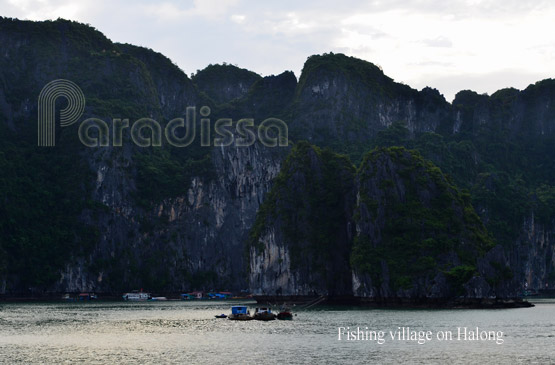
top-left (3, 0), bottom-right (96, 20)
top-left (140, 0), bottom-right (241, 22)
top-left (420, 36), bottom-right (452, 48)
top-left (230, 14), bottom-right (245, 24)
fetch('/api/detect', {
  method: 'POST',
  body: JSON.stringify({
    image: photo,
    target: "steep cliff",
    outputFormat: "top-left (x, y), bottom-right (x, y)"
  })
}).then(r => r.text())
top-left (248, 145), bottom-right (519, 302)
top-left (0, 17), bottom-right (553, 298)
top-left (192, 64), bottom-right (261, 105)
top-left (55, 141), bottom-right (284, 294)
top-left (351, 147), bottom-right (515, 301)
top-left (0, 17), bottom-right (287, 294)
top-left (0, 18), bottom-right (164, 292)
top-left (235, 71), bottom-right (297, 121)
top-left (289, 53), bottom-right (451, 158)
top-left (249, 142), bottom-right (355, 296)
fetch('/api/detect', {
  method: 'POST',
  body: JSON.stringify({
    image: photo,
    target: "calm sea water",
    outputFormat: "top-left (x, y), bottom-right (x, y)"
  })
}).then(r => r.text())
top-left (0, 299), bottom-right (553, 364)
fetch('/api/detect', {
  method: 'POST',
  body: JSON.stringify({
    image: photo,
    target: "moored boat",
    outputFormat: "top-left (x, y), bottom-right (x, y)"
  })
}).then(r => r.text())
top-left (123, 291), bottom-right (151, 301)
top-left (254, 307), bottom-right (276, 321)
top-left (524, 289), bottom-right (539, 297)
top-left (277, 310), bottom-right (293, 320)
top-left (62, 293), bottom-right (76, 302)
top-left (78, 293), bottom-right (98, 301)
top-left (150, 296), bottom-right (167, 301)
top-left (228, 306), bottom-right (253, 320)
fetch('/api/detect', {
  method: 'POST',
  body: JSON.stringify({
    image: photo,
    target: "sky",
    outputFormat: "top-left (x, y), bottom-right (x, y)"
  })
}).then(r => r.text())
top-left (1, 0), bottom-right (554, 102)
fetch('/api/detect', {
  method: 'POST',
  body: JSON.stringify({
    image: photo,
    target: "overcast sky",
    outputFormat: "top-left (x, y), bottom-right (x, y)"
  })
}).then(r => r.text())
top-left (1, 0), bottom-right (554, 101)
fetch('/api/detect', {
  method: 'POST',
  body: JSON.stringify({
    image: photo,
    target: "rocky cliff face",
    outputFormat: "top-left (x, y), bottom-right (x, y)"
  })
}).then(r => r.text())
top-left (56, 140), bottom-right (284, 293)
top-left (192, 64), bottom-right (261, 105)
top-left (0, 18), bottom-right (287, 294)
top-left (289, 54), bottom-right (451, 154)
top-left (249, 145), bottom-right (519, 301)
top-left (351, 148), bottom-right (518, 300)
top-left (0, 17), bottom-right (553, 297)
top-left (514, 214), bottom-right (555, 291)
top-left (237, 71), bottom-right (297, 121)
top-left (451, 84), bottom-right (555, 292)
top-left (249, 142), bottom-right (355, 296)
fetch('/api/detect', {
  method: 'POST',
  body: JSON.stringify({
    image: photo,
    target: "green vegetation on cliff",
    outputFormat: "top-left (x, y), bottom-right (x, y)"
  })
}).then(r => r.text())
top-left (297, 53), bottom-right (414, 99)
top-left (351, 147), bottom-right (494, 292)
top-left (135, 147), bottom-right (214, 206)
top-left (192, 63), bottom-right (261, 105)
top-left (1, 18), bottom-right (553, 295)
top-left (0, 17), bottom-right (216, 291)
top-left (249, 142), bottom-right (497, 296)
top-left (370, 119), bottom-right (555, 248)
top-left (0, 123), bottom-right (99, 289)
top-left (248, 141), bottom-right (356, 294)
top-left (250, 141), bottom-right (355, 265)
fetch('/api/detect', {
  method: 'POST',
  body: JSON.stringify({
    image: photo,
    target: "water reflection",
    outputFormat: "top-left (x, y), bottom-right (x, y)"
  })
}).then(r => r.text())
top-left (0, 299), bottom-right (553, 364)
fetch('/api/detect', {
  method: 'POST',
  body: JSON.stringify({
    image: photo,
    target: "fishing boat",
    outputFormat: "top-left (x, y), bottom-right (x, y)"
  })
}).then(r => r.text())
top-left (524, 289), bottom-right (539, 297)
top-left (150, 296), bottom-right (168, 301)
top-left (277, 310), bottom-right (293, 320)
top-left (254, 307), bottom-right (276, 321)
top-left (78, 293), bottom-right (98, 301)
top-left (122, 291), bottom-right (151, 301)
top-left (62, 293), bottom-right (76, 302)
top-left (228, 306), bottom-right (253, 320)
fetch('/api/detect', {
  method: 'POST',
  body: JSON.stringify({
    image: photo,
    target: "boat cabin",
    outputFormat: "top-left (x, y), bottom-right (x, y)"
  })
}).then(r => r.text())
top-left (231, 306), bottom-right (249, 315)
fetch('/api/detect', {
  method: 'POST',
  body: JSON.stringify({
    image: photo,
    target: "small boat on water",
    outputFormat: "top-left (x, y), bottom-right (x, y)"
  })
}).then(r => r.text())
top-left (254, 307), bottom-right (276, 321)
top-left (123, 291), bottom-right (151, 301)
top-left (79, 293), bottom-right (98, 301)
top-left (524, 289), bottom-right (539, 297)
top-left (215, 314), bottom-right (227, 318)
top-left (150, 297), bottom-right (168, 301)
top-left (62, 293), bottom-right (76, 302)
top-left (277, 310), bottom-right (293, 320)
top-left (62, 293), bottom-right (98, 301)
top-left (228, 306), bottom-right (253, 320)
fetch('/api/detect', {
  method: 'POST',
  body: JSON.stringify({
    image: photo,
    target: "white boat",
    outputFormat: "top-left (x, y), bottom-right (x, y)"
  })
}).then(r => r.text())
top-left (61, 293), bottom-right (76, 301)
top-left (122, 291), bottom-right (151, 301)
top-left (150, 296), bottom-right (168, 301)
top-left (254, 307), bottom-right (276, 321)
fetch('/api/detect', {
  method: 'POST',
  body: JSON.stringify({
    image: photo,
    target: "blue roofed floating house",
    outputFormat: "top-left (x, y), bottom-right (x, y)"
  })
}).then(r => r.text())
top-left (212, 292), bottom-right (232, 299)
top-left (231, 306), bottom-right (248, 314)
top-left (228, 305), bottom-right (252, 320)
top-left (181, 291), bottom-right (233, 300)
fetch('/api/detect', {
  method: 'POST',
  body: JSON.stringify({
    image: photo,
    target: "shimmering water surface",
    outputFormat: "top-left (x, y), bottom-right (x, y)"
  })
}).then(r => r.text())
top-left (0, 299), bottom-right (553, 364)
